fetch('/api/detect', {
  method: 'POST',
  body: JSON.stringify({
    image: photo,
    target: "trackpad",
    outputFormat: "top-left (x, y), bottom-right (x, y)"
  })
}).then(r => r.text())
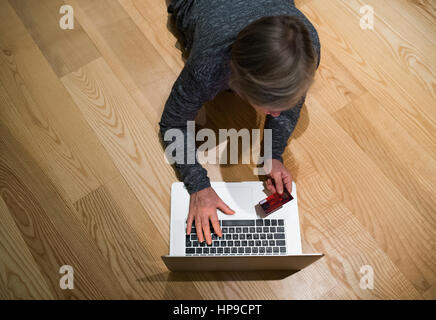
top-left (213, 185), bottom-right (255, 218)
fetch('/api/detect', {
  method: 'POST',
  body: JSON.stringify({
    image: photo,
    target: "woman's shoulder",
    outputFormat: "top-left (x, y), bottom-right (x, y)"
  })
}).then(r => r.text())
top-left (183, 49), bottom-right (231, 96)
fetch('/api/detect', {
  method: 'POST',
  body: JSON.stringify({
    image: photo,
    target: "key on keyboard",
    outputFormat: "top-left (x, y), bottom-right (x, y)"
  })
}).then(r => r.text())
top-left (185, 219), bottom-right (286, 256)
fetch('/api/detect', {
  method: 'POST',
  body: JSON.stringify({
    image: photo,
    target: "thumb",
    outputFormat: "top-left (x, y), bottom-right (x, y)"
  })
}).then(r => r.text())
top-left (218, 200), bottom-right (235, 215)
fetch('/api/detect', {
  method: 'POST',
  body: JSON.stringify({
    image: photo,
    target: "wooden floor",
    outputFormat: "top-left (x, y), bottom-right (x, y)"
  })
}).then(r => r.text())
top-left (0, 0), bottom-right (435, 299)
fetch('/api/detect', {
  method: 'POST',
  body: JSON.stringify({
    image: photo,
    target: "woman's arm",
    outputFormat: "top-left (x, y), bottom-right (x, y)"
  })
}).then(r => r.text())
top-left (159, 62), bottom-right (212, 194)
top-left (264, 94), bottom-right (305, 162)
top-left (160, 59), bottom-right (235, 244)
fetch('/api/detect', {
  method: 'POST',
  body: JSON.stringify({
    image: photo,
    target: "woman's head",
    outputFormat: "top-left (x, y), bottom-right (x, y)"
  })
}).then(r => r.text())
top-left (229, 15), bottom-right (318, 116)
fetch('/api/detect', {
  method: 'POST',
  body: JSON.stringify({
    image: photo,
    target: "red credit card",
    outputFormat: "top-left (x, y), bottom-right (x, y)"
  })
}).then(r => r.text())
top-left (259, 189), bottom-right (293, 215)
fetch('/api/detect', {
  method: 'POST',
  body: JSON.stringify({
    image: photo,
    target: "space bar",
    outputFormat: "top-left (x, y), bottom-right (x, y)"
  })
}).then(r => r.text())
top-left (221, 220), bottom-right (255, 226)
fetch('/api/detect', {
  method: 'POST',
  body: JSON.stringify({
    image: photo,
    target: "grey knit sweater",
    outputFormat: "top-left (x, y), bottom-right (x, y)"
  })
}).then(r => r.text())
top-left (160, 0), bottom-right (321, 194)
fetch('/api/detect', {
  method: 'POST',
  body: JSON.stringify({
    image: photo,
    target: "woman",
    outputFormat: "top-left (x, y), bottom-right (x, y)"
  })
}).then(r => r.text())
top-left (160, 0), bottom-right (321, 245)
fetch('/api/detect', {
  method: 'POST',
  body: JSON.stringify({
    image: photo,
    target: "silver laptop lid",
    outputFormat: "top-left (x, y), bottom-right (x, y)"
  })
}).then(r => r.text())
top-left (162, 254), bottom-right (324, 272)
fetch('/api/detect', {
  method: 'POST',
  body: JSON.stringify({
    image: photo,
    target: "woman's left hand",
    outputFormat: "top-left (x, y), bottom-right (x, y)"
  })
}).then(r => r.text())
top-left (264, 159), bottom-right (293, 195)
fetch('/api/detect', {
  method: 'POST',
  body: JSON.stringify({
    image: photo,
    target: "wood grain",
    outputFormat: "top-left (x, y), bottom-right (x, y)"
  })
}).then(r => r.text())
top-left (0, 0), bottom-right (434, 299)
top-left (291, 94), bottom-right (435, 295)
top-left (9, 0), bottom-right (100, 77)
top-left (73, 176), bottom-right (204, 299)
top-left (296, 171), bottom-right (422, 299)
top-left (0, 196), bottom-right (54, 299)
top-left (0, 120), bottom-right (129, 299)
top-left (119, 0), bottom-right (186, 75)
top-left (65, 0), bottom-right (176, 120)
top-left (301, 1), bottom-right (436, 159)
top-left (333, 92), bottom-right (436, 221)
top-left (61, 57), bottom-right (175, 243)
top-left (310, 45), bottom-right (367, 114)
top-left (0, 1), bottom-right (119, 203)
top-left (103, 175), bottom-right (203, 299)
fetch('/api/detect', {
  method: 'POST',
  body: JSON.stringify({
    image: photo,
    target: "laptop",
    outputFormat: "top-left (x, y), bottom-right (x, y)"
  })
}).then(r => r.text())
top-left (162, 181), bottom-right (323, 271)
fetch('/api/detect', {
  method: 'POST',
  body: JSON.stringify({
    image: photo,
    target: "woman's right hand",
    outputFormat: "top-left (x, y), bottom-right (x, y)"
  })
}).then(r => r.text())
top-left (186, 187), bottom-right (235, 245)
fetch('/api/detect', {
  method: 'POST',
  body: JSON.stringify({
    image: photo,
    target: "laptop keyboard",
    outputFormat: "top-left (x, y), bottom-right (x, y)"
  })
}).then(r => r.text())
top-left (185, 219), bottom-right (286, 256)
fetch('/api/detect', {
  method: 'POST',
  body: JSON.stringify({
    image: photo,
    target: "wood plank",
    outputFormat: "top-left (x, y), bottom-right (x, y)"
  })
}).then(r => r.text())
top-left (296, 172), bottom-right (422, 299)
top-left (407, 0), bottom-right (436, 29)
top-left (9, 0), bottom-right (100, 77)
top-left (0, 196), bottom-right (54, 299)
top-left (0, 1), bottom-right (119, 203)
top-left (64, 0), bottom-right (176, 120)
top-left (310, 45), bottom-right (367, 114)
top-left (341, 0), bottom-right (435, 99)
top-left (73, 176), bottom-right (202, 299)
top-left (333, 92), bottom-right (436, 223)
top-left (103, 175), bottom-right (203, 299)
top-left (423, 283), bottom-right (436, 299)
top-left (0, 0), bottom-right (433, 300)
top-left (289, 93), bottom-right (436, 295)
top-left (119, 0), bottom-right (186, 75)
top-left (0, 120), bottom-right (129, 299)
top-left (61, 57), bottom-right (176, 243)
top-left (372, 0), bottom-right (436, 49)
top-left (301, 1), bottom-right (436, 158)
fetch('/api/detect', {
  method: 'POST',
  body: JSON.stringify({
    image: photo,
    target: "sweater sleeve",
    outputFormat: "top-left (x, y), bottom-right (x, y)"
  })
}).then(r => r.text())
top-left (264, 94), bottom-right (305, 162)
top-left (159, 58), bottom-right (219, 194)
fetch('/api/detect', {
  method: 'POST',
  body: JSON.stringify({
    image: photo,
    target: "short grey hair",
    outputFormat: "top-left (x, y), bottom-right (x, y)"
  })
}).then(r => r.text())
top-left (229, 15), bottom-right (318, 109)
